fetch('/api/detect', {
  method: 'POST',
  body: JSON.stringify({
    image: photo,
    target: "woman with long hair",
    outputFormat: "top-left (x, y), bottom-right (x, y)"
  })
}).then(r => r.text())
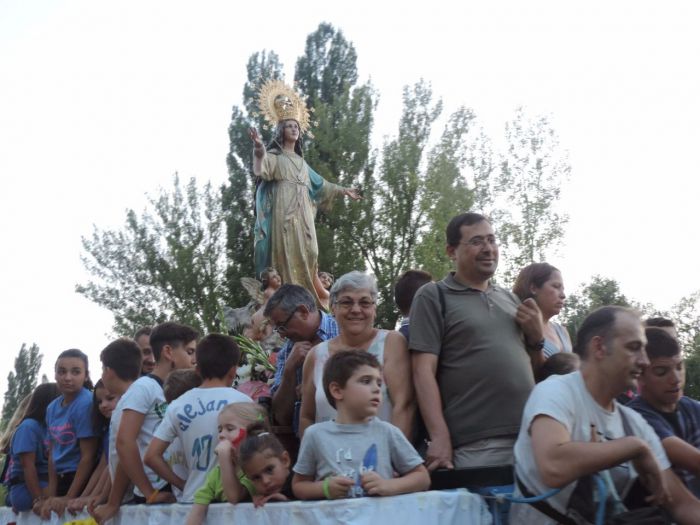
top-left (6, 383), bottom-right (60, 512)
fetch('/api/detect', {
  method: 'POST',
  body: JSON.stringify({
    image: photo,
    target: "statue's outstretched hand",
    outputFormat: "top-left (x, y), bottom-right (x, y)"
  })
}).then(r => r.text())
top-left (249, 128), bottom-right (263, 148)
top-left (344, 187), bottom-right (362, 200)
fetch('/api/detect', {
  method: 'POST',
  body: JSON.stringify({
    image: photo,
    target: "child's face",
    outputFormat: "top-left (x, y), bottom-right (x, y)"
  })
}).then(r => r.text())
top-left (335, 364), bottom-right (382, 419)
top-left (55, 357), bottom-right (87, 396)
top-left (243, 449), bottom-right (290, 496)
top-left (217, 411), bottom-right (246, 444)
top-left (96, 387), bottom-right (119, 419)
top-left (268, 271), bottom-right (281, 289)
top-left (169, 340), bottom-right (197, 370)
top-left (319, 273), bottom-right (333, 289)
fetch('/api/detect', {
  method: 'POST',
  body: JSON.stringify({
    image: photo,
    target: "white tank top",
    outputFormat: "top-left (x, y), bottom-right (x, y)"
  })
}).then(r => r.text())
top-left (313, 329), bottom-right (393, 424)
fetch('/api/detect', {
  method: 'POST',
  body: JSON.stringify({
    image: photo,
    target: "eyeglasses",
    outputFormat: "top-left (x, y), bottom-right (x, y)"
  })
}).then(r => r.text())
top-left (273, 309), bottom-right (297, 335)
top-left (334, 299), bottom-right (376, 310)
top-left (458, 236), bottom-right (499, 249)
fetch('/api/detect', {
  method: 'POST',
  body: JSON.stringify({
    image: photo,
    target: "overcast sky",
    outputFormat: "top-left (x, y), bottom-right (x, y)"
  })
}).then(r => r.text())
top-left (1, 0), bottom-right (698, 396)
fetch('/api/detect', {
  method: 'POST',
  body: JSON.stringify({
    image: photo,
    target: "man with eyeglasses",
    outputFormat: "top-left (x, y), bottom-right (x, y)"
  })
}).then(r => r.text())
top-left (411, 212), bottom-right (544, 472)
top-left (266, 284), bottom-right (339, 435)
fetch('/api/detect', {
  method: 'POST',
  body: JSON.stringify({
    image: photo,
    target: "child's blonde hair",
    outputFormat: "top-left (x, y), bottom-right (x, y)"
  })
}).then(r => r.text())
top-left (0, 393), bottom-right (32, 452)
top-left (218, 401), bottom-right (268, 428)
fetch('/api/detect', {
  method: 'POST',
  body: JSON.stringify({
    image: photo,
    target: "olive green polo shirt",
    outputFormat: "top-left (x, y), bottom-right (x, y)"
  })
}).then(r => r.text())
top-left (410, 273), bottom-right (535, 448)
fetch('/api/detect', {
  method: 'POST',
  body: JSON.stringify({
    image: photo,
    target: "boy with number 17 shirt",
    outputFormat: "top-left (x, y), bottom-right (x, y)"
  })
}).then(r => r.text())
top-left (145, 334), bottom-right (252, 502)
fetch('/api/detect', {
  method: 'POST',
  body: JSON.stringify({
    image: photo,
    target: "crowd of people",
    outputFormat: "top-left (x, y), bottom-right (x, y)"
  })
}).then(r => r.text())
top-left (3, 210), bottom-right (700, 524)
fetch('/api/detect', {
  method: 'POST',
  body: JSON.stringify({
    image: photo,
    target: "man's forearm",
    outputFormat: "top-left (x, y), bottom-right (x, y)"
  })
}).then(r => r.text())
top-left (271, 371), bottom-right (297, 426)
top-left (391, 401), bottom-right (415, 440)
top-left (537, 437), bottom-right (648, 488)
top-left (414, 369), bottom-right (450, 440)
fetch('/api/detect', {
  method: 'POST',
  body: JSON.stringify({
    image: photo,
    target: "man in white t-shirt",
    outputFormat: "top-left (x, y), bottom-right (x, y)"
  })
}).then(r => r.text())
top-left (512, 306), bottom-right (700, 524)
top-left (145, 333), bottom-right (252, 502)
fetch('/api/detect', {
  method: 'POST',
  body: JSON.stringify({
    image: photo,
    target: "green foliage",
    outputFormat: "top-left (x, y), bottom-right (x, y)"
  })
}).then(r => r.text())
top-left (465, 125), bottom-right (499, 218)
top-left (77, 175), bottom-right (229, 335)
top-left (685, 350), bottom-right (700, 401)
top-left (356, 80), bottom-right (442, 326)
top-left (295, 22), bottom-right (359, 104)
top-left (496, 108), bottom-right (571, 284)
top-left (669, 291), bottom-right (700, 353)
top-left (414, 107), bottom-right (477, 279)
top-left (669, 291), bottom-right (700, 399)
top-left (294, 23), bottom-right (375, 279)
top-left (1, 343), bottom-right (42, 430)
top-left (560, 275), bottom-right (631, 341)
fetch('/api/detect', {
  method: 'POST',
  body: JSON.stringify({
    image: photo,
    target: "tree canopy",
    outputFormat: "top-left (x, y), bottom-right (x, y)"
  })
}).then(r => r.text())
top-left (77, 175), bottom-right (228, 335)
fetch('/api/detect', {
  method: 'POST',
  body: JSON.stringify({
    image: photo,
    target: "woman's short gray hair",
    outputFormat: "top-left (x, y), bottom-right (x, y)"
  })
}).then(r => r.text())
top-left (329, 271), bottom-right (378, 306)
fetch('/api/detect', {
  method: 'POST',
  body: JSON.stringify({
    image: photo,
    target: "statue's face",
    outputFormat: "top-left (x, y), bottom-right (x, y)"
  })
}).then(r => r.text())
top-left (274, 94), bottom-right (293, 112)
top-left (281, 120), bottom-right (300, 142)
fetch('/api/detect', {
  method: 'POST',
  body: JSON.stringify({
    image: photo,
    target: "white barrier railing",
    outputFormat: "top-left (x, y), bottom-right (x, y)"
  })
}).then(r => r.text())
top-left (0, 489), bottom-right (492, 525)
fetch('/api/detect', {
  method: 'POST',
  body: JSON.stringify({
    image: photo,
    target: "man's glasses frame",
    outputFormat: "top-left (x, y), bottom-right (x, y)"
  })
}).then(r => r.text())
top-left (274, 309), bottom-right (297, 334)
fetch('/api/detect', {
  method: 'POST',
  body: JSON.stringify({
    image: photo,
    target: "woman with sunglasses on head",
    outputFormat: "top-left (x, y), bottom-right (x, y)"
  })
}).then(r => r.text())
top-left (298, 271), bottom-right (415, 440)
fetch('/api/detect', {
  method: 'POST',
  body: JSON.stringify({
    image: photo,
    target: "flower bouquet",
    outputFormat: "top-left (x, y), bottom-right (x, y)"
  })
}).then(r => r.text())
top-left (233, 335), bottom-right (276, 401)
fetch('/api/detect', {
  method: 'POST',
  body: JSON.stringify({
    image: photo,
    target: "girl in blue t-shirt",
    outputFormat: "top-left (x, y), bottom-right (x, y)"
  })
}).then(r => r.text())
top-left (6, 382), bottom-right (60, 512)
top-left (66, 379), bottom-right (119, 513)
top-left (36, 350), bottom-right (98, 518)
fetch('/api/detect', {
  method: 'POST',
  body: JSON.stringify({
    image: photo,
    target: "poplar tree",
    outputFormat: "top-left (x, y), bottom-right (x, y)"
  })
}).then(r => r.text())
top-left (496, 108), bottom-right (571, 283)
top-left (1, 344), bottom-right (42, 429)
top-left (294, 23), bottom-right (375, 278)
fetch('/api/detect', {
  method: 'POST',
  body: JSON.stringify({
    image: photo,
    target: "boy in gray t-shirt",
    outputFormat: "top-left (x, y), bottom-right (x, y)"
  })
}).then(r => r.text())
top-left (292, 350), bottom-right (429, 499)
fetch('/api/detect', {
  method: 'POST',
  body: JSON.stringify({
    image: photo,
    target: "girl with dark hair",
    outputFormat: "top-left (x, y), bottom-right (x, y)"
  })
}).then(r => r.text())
top-left (66, 379), bottom-right (119, 513)
top-left (6, 382), bottom-right (60, 512)
top-left (237, 421), bottom-right (293, 507)
top-left (36, 350), bottom-right (98, 518)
